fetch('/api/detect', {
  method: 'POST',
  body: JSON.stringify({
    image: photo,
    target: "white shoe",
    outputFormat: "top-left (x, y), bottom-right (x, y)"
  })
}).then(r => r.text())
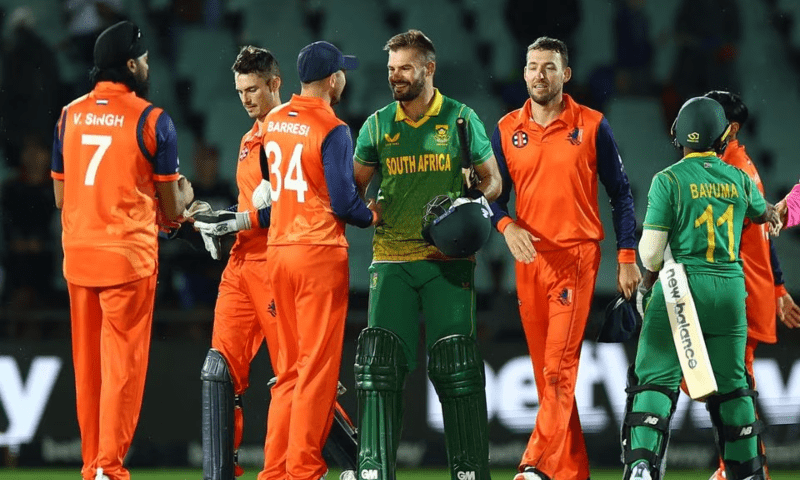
top-left (631, 462), bottom-right (652, 480)
top-left (95, 468), bottom-right (110, 480)
top-left (340, 470), bottom-right (357, 480)
top-left (513, 467), bottom-right (546, 480)
top-left (708, 468), bottom-right (727, 480)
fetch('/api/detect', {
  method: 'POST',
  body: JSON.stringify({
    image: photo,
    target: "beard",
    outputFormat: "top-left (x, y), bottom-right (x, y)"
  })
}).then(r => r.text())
top-left (528, 83), bottom-right (560, 106)
top-left (133, 70), bottom-right (150, 99)
top-left (391, 74), bottom-right (425, 102)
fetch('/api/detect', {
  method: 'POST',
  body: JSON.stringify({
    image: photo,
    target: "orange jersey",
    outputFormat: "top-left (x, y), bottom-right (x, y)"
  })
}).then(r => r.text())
top-left (230, 121), bottom-right (269, 260)
top-left (51, 82), bottom-right (180, 286)
top-left (492, 95), bottom-right (637, 252)
top-left (264, 95), bottom-right (348, 248)
top-left (721, 139), bottom-right (777, 343)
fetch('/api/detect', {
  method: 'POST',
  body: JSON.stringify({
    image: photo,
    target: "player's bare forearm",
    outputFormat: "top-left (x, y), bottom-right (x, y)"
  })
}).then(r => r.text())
top-left (53, 179), bottom-right (64, 209)
top-left (751, 202), bottom-right (775, 225)
top-left (353, 161), bottom-right (375, 200)
top-left (472, 156), bottom-right (501, 202)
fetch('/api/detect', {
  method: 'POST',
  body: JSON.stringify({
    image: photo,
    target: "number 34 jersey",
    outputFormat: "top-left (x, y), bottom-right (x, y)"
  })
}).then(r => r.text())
top-left (642, 151), bottom-right (766, 277)
top-left (264, 94), bottom-right (350, 248)
top-left (51, 81), bottom-right (180, 287)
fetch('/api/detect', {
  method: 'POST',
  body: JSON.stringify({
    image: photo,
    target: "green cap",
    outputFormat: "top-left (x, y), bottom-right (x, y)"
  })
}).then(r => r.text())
top-left (421, 195), bottom-right (492, 258)
top-left (672, 97), bottom-right (729, 150)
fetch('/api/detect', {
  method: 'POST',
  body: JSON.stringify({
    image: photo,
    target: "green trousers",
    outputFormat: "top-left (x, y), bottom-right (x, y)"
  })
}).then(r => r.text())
top-left (633, 273), bottom-right (757, 462)
top-left (367, 260), bottom-right (476, 370)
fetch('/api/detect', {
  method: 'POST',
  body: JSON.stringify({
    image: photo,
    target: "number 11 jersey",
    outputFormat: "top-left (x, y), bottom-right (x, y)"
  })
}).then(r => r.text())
top-left (642, 151), bottom-right (766, 277)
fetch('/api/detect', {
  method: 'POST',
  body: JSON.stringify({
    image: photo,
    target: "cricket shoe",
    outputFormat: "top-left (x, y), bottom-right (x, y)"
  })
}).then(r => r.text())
top-left (340, 470), bottom-right (357, 480)
top-left (630, 462), bottom-right (652, 480)
top-left (513, 466), bottom-right (550, 480)
top-left (95, 468), bottom-right (110, 480)
top-left (708, 468), bottom-right (726, 480)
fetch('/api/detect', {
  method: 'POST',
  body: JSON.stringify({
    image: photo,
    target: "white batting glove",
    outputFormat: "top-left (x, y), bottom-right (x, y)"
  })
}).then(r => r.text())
top-left (193, 211), bottom-right (252, 237)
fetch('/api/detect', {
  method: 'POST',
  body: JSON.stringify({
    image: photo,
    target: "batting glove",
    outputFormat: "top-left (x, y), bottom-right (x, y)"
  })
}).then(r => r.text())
top-left (635, 280), bottom-right (651, 319)
top-left (193, 211), bottom-right (252, 237)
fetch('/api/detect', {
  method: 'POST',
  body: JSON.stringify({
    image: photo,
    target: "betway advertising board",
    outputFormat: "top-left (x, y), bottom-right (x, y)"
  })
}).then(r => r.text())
top-left (1, 337), bottom-right (799, 469)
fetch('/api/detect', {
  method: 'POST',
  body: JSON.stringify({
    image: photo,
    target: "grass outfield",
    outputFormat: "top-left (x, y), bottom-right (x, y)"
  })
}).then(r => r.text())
top-left (0, 469), bottom-right (798, 480)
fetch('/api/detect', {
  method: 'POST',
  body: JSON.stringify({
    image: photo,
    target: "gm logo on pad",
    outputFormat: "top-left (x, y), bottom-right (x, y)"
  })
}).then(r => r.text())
top-left (687, 132), bottom-right (700, 143)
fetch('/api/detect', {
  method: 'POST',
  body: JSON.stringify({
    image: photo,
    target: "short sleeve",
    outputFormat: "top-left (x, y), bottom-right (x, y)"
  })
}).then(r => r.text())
top-left (643, 172), bottom-right (675, 232)
top-left (354, 113), bottom-right (380, 166)
top-left (465, 108), bottom-right (493, 166)
top-left (743, 171), bottom-right (767, 219)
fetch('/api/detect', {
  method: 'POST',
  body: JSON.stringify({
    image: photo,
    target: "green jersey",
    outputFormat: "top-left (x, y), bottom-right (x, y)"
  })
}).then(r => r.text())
top-left (642, 152), bottom-right (766, 276)
top-left (354, 89), bottom-right (493, 262)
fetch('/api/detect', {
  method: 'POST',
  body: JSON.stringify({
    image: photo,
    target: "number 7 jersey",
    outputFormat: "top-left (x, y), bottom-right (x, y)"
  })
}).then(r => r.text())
top-left (642, 151), bottom-right (766, 276)
top-left (51, 81), bottom-right (180, 286)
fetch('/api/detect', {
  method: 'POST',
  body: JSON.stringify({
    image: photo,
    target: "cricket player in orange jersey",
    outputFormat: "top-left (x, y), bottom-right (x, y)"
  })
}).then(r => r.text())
top-left (260, 41), bottom-right (378, 480)
top-left (194, 46), bottom-right (283, 480)
top-left (51, 21), bottom-right (193, 480)
top-left (702, 91), bottom-right (800, 480)
top-left (490, 37), bottom-right (641, 480)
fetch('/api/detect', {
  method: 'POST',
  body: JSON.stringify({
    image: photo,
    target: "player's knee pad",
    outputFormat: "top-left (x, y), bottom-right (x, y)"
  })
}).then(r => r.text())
top-left (201, 349), bottom-right (235, 480)
top-left (427, 335), bottom-right (490, 480)
top-left (621, 366), bottom-right (679, 480)
top-left (354, 327), bottom-right (408, 480)
top-left (706, 388), bottom-right (765, 480)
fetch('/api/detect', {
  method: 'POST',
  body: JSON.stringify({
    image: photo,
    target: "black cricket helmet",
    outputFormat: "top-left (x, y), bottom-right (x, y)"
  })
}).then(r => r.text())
top-left (421, 194), bottom-right (492, 258)
top-left (671, 96), bottom-right (731, 151)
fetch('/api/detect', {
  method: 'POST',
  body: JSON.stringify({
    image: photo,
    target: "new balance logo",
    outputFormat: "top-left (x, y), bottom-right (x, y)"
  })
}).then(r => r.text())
top-left (740, 426), bottom-right (753, 436)
top-left (643, 416), bottom-right (659, 425)
top-left (361, 470), bottom-right (378, 480)
top-left (457, 472), bottom-right (475, 480)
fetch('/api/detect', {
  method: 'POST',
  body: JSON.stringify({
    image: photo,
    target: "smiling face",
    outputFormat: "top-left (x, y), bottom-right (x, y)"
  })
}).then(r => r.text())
top-left (235, 72), bottom-right (279, 120)
top-left (524, 48), bottom-right (571, 107)
top-left (387, 47), bottom-right (429, 102)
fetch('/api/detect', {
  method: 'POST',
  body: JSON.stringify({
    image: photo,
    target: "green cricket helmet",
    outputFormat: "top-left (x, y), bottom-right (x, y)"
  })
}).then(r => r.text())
top-left (421, 194), bottom-right (492, 258)
top-left (671, 96), bottom-right (731, 151)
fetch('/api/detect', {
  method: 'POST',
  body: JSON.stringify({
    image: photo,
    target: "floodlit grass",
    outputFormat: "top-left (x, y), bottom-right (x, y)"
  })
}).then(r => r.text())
top-left (0, 468), bottom-right (798, 480)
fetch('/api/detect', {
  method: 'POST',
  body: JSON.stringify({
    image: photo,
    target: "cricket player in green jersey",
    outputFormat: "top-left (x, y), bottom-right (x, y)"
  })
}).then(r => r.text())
top-left (351, 30), bottom-right (501, 480)
top-left (621, 97), bottom-right (774, 480)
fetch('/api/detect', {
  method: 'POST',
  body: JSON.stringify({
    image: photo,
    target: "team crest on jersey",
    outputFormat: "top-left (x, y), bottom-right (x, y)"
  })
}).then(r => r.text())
top-left (512, 131), bottom-right (528, 148)
top-left (558, 288), bottom-right (573, 306)
top-left (434, 125), bottom-right (450, 145)
top-left (568, 128), bottom-right (583, 145)
top-left (268, 299), bottom-right (277, 317)
top-left (384, 132), bottom-right (400, 145)
top-left (239, 147), bottom-right (249, 161)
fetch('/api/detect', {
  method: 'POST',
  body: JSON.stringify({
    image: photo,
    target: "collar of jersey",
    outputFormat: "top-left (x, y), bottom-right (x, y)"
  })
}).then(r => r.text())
top-left (289, 94), bottom-right (335, 116)
top-left (93, 81), bottom-right (133, 95)
top-left (682, 151), bottom-right (718, 161)
top-left (394, 88), bottom-right (443, 127)
top-left (515, 93), bottom-right (578, 129)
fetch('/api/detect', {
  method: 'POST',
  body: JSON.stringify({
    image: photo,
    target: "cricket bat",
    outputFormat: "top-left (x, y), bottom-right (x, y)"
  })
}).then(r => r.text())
top-left (455, 117), bottom-right (477, 195)
top-left (659, 247), bottom-right (718, 400)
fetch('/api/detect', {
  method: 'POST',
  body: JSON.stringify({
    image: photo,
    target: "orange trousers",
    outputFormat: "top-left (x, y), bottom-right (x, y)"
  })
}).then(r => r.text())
top-left (68, 274), bottom-right (157, 480)
top-left (260, 245), bottom-right (349, 480)
top-left (212, 255), bottom-right (277, 468)
top-left (212, 256), bottom-right (277, 394)
top-left (516, 242), bottom-right (601, 480)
